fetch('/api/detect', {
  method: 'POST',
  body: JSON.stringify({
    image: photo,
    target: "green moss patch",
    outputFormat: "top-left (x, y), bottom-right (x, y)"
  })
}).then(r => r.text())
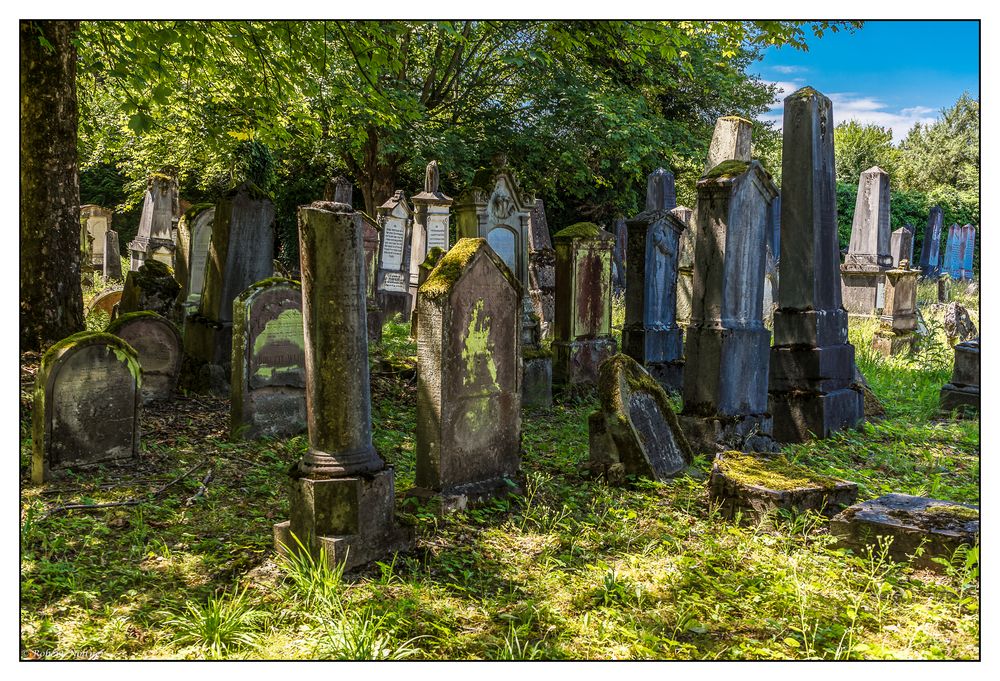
top-left (702, 160), bottom-right (750, 181)
top-left (924, 503), bottom-right (979, 520)
top-left (717, 451), bottom-right (845, 492)
top-left (106, 310), bottom-right (180, 336)
top-left (553, 222), bottom-right (608, 241)
top-left (420, 238), bottom-right (520, 301)
top-left (183, 202), bottom-right (215, 223)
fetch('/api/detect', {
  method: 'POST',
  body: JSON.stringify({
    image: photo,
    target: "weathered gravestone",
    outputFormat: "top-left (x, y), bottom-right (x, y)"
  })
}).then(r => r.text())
top-left (709, 451), bottom-right (857, 520)
top-left (622, 168), bottom-right (686, 393)
top-left (762, 194), bottom-right (781, 324)
top-left (831, 494), bottom-right (979, 571)
top-left (81, 204), bottom-right (113, 272)
top-left (175, 203), bottom-right (215, 313)
top-left (103, 230), bottom-right (123, 282)
top-left (87, 288), bottom-right (123, 319)
top-left (375, 189), bottom-right (413, 321)
top-left (409, 161), bottom-right (453, 314)
top-left (939, 338), bottom-right (979, 417)
top-left (231, 278), bottom-right (307, 440)
top-left (31, 332), bottom-right (141, 484)
top-left (943, 302), bottom-right (978, 344)
top-left (119, 260), bottom-right (182, 319)
top-left (872, 264), bottom-right (919, 357)
top-left (841, 166), bottom-right (892, 315)
top-left (958, 224), bottom-right (976, 280)
top-left (411, 238), bottom-right (523, 510)
top-left (919, 206), bottom-right (943, 277)
top-left (409, 246), bottom-right (446, 340)
top-left (128, 173), bottom-right (179, 271)
top-left (903, 223), bottom-right (916, 264)
top-left (890, 227), bottom-right (913, 269)
top-left (107, 312), bottom-right (182, 403)
top-left (527, 199), bottom-right (556, 340)
top-left (937, 273), bottom-right (952, 303)
top-left (552, 223), bottom-right (618, 387)
top-left (611, 215), bottom-right (627, 294)
top-left (768, 87), bottom-right (864, 442)
top-left (274, 194), bottom-right (412, 571)
top-left (672, 205), bottom-right (696, 327)
top-left (942, 224), bottom-right (962, 279)
top-left (588, 354), bottom-right (693, 482)
top-left (680, 160), bottom-right (778, 453)
top-left (357, 210), bottom-right (383, 343)
top-left (184, 183), bottom-right (275, 389)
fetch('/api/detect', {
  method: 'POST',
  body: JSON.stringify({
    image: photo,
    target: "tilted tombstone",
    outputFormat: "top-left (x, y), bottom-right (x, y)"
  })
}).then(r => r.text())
top-left (128, 174), bottom-right (180, 271)
top-left (890, 227), bottom-right (913, 269)
top-left (409, 161), bottom-right (453, 313)
top-left (175, 203), bottom-right (215, 314)
top-left (841, 166), bottom-right (892, 315)
top-left (184, 183), bottom-right (275, 386)
top-left (919, 206), bottom-right (943, 277)
top-left (103, 230), bottom-right (123, 282)
top-left (872, 264), bottom-right (919, 357)
top-left (959, 224), bottom-right (976, 280)
top-left (231, 278), bottom-right (306, 440)
top-left (31, 332), bottom-right (141, 484)
top-left (87, 289), bottom-right (123, 319)
top-left (680, 160), bottom-right (778, 452)
top-left (588, 354), bottom-right (693, 481)
top-left (375, 190), bottom-right (414, 321)
top-left (274, 192), bottom-right (412, 571)
top-left (941, 224), bottom-right (962, 279)
top-left (611, 215), bottom-right (628, 294)
top-left (119, 260), bottom-right (181, 319)
top-left (622, 168), bottom-right (686, 393)
top-left (552, 223), bottom-right (617, 387)
top-left (107, 311), bottom-right (182, 403)
top-left (527, 199), bottom-right (556, 339)
top-left (768, 87), bottom-right (864, 442)
top-left (80, 204), bottom-right (113, 272)
top-left (939, 338), bottom-right (979, 416)
top-left (412, 238), bottom-right (523, 510)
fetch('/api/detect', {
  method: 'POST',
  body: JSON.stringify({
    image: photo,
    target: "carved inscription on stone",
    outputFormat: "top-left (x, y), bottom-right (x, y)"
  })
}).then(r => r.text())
top-left (248, 290), bottom-right (305, 390)
top-left (381, 221), bottom-right (406, 272)
top-left (427, 215), bottom-right (450, 251)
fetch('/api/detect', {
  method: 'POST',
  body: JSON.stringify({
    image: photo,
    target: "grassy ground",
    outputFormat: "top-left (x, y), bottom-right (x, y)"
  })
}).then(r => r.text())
top-left (19, 292), bottom-right (979, 660)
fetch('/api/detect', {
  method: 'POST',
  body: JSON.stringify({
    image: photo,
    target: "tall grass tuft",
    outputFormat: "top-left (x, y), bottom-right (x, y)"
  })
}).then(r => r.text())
top-left (161, 586), bottom-right (265, 658)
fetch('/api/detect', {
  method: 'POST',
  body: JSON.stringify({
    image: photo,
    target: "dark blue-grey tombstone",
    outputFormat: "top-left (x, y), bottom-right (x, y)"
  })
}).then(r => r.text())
top-left (919, 207), bottom-right (943, 277)
top-left (768, 87), bottom-right (864, 443)
top-left (622, 168), bottom-right (686, 393)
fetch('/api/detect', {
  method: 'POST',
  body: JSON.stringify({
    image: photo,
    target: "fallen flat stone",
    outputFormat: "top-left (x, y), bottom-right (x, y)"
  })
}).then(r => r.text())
top-left (708, 451), bottom-right (857, 519)
top-left (830, 493), bottom-right (979, 570)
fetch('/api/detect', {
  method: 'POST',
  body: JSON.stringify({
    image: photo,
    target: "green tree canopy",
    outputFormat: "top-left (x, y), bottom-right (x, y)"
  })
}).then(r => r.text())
top-left (833, 120), bottom-right (899, 186)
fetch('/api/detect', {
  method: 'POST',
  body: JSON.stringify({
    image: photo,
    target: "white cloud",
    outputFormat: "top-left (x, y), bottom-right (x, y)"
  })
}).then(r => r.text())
top-left (771, 65), bottom-right (806, 74)
top-left (760, 83), bottom-right (939, 143)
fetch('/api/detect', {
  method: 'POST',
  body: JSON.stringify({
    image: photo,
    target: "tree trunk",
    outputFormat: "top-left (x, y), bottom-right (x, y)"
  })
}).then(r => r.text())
top-left (20, 20), bottom-right (83, 351)
top-left (354, 129), bottom-right (399, 217)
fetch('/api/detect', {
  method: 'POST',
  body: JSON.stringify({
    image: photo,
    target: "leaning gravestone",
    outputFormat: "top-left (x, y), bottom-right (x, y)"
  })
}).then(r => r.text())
top-left (939, 338), bottom-right (980, 417)
top-left (588, 354), bottom-right (692, 481)
top-left (107, 312), bottom-right (182, 404)
top-left (841, 166), bottom-right (892, 315)
top-left (274, 191), bottom-right (412, 571)
top-left (831, 494), bottom-right (979, 571)
top-left (622, 168), bottom-right (686, 393)
top-left (103, 230), bottom-right (123, 282)
top-left (943, 302), bottom-right (978, 344)
top-left (552, 223), bottom-right (617, 387)
top-left (768, 87), bottom-right (864, 442)
top-left (231, 278), bottom-right (307, 440)
top-left (412, 238), bottom-right (523, 510)
top-left (119, 260), bottom-right (182, 319)
top-left (31, 332), bottom-right (141, 484)
top-left (87, 289), bottom-right (123, 319)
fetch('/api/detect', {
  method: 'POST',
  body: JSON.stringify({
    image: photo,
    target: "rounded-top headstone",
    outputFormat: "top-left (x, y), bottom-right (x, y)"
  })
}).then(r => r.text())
top-left (32, 331), bottom-right (141, 484)
top-left (107, 311), bottom-right (182, 404)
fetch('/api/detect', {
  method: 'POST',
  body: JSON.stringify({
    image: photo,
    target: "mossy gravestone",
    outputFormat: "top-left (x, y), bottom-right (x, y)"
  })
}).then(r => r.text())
top-left (412, 238), bottom-right (523, 510)
top-left (107, 312), bottom-right (182, 404)
top-left (588, 354), bottom-right (693, 482)
top-left (552, 223), bottom-right (617, 387)
top-left (231, 278), bottom-right (307, 440)
top-left (119, 260), bottom-right (182, 319)
top-left (841, 166), bottom-right (892, 316)
top-left (831, 494), bottom-right (979, 571)
top-left (32, 332), bottom-right (141, 484)
top-left (708, 451), bottom-right (857, 520)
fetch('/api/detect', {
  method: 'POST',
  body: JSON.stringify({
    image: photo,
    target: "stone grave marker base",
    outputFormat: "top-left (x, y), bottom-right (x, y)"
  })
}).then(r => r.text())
top-left (841, 269), bottom-right (884, 316)
top-left (830, 493), bottom-right (979, 571)
top-left (644, 361), bottom-right (684, 395)
top-left (522, 355), bottom-right (553, 407)
top-left (769, 387), bottom-right (864, 443)
top-left (679, 413), bottom-right (778, 455)
top-left (274, 470), bottom-right (413, 573)
top-left (405, 475), bottom-right (523, 515)
top-left (873, 331), bottom-right (915, 358)
top-left (938, 384), bottom-right (980, 417)
top-left (709, 451), bottom-right (858, 520)
top-left (553, 337), bottom-right (618, 387)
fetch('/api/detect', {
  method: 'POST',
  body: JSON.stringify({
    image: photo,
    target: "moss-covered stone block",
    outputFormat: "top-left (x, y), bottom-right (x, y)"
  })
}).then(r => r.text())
top-left (107, 311), bottom-right (182, 404)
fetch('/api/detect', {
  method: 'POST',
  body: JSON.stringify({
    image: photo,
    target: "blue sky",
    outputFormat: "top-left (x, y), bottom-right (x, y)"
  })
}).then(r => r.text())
top-left (754, 20), bottom-right (980, 143)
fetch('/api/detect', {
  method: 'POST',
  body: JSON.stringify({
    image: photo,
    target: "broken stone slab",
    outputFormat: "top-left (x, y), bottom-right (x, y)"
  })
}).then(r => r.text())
top-left (830, 493), bottom-right (979, 570)
top-left (943, 302), bottom-right (978, 345)
top-left (588, 354), bottom-right (693, 482)
top-left (106, 311), bottom-right (182, 404)
top-left (119, 259), bottom-right (182, 320)
top-left (708, 451), bottom-right (858, 520)
top-left (31, 331), bottom-right (141, 484)
top-left (87, 288), bottom-right (123, 319)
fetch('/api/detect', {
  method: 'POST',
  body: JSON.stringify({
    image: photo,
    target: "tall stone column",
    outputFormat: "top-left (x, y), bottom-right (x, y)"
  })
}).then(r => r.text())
top-left (768, 87), bottom-right (863, 442)
top-left (622, 168), bottom-right (686, 393)
top-left (274, 189), bottom-right (412, 570)
top-left (410, 161), bottom-right (453, 314)
top-left (680, 160), bottom-right (777, 452)
top-left (841, 166), bottom-right (892, 315)
top-left (919, 206), bottom-right (943, 277)
top-left (128, 173), bottom-right (180, 271)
